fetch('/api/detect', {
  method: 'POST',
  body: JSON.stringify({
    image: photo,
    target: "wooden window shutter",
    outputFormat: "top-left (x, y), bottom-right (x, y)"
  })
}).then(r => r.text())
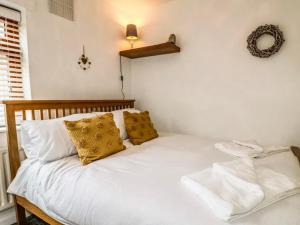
top-left (0, 6), bottom-right (23, 127)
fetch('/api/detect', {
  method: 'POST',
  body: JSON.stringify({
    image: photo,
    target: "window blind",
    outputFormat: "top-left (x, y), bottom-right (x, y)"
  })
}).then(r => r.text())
top-left (0, 6), bottom-right (23, 127)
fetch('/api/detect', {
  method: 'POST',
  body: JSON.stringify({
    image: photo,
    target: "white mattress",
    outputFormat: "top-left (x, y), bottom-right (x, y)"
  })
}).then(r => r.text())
top-left (8, 133), bottom-right (300, 225)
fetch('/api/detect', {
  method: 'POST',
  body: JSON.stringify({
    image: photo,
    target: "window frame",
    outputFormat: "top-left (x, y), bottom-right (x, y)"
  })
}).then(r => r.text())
top-left (0, 1), bottom-right (31, 130)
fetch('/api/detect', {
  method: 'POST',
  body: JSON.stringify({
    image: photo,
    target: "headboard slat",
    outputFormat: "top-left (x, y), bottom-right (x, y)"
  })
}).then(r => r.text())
top-left (22, 110), bottom-right (26, 120)
top-left (2, 99), bottom-right (135, 179)
top-left (31, 110), bottom-right (35, 120)
top-left (55, 109), bottom-right (59, 118)
top-left (40, 110), bottom-right (44, 120)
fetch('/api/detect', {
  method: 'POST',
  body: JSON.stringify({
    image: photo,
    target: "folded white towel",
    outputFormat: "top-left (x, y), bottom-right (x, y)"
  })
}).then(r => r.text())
top-left (215, 140), bottom-right (289, 158)
top-left (215, 141), bottom-right (263, 158)
top-left (233, 140), bottom-right (263, 151)
top-left (181, 151), bottom-right (300, 221)
top-left (263, 145), bottom-right (290, 155)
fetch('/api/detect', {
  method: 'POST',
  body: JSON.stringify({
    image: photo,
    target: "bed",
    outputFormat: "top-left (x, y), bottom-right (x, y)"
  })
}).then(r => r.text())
top-left (3, 100), bottom-right (300, 225)
top-left (3, 100), bottom-right (135, 225)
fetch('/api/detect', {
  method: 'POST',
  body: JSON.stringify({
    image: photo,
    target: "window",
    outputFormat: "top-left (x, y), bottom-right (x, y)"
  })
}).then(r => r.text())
top-left (0, 5), bottom-right (26, 127)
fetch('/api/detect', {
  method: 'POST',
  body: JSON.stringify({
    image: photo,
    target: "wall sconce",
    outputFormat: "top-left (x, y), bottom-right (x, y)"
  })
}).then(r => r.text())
top-left (126, 24), bottom-right (138, 48)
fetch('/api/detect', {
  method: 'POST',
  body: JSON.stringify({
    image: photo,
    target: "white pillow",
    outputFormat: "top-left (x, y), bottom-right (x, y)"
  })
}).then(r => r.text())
top-left (21, 113), bottom-right (95, 163)
top-left (111, 108), bottom-right (140, 139)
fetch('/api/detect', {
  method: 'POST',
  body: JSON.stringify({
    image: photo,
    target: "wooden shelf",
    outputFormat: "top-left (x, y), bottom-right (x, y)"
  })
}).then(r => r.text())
top-left (119, 42), bottom-right (180, 59)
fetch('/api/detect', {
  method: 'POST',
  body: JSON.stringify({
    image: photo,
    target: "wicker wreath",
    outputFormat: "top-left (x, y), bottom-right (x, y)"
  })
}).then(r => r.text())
top-left (247, 24), bottom-right (285, 58)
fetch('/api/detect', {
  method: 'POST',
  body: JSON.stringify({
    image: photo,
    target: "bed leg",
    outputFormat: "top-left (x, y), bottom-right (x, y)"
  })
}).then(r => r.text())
top-left (15, 203), bottom-right (27, 225)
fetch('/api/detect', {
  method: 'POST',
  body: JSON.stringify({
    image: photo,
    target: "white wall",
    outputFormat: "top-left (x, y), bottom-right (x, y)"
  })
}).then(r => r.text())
top-left (7, 0), bottom-right (131, 100)
top-left (131, 0), bottom-right (300, 146)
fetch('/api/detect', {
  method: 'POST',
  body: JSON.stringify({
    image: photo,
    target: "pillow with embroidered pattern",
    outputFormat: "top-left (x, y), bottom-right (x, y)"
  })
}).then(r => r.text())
top-left (123, 111), bottom-right (158, 145)
top-left (64, 113), bottom-right (125, 165)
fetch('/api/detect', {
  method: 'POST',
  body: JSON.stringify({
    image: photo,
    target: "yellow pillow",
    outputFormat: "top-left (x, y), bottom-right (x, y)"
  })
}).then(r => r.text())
top-left (64, 113), bottom-right (125, 165)
top-left (123, 111), bottom-right (158, 145)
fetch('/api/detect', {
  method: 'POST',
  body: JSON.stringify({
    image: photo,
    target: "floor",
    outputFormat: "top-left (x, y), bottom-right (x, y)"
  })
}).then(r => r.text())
top-left (12, 215), bottom-right (48, 225)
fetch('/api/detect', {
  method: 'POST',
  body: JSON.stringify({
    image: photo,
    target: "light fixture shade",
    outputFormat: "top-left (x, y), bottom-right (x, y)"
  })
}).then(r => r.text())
top-left (126, 24), bottom-right (138, 40)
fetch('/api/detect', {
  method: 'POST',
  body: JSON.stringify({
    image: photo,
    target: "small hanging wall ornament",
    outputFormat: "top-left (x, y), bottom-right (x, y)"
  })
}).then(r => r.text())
top-left (78, 45), bottom-right (91, 70)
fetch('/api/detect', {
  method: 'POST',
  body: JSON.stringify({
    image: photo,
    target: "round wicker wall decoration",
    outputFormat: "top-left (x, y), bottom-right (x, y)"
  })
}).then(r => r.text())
top-left (247, 24), bottom-right (285, 58)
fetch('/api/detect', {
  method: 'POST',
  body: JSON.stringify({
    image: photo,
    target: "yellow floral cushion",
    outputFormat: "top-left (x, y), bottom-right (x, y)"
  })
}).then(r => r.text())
top-left (64, 113), bottom-right (125, 165)
top-left (123, 111), bottom-right (158, 145)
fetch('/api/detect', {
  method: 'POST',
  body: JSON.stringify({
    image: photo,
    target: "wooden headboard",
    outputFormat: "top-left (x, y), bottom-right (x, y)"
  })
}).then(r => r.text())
top-left (2, 99), bottom-right (135, 180)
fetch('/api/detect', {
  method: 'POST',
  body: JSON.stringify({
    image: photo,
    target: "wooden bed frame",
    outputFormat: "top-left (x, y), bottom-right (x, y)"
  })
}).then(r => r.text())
top-left (2, 99), bottom-right (135, 225)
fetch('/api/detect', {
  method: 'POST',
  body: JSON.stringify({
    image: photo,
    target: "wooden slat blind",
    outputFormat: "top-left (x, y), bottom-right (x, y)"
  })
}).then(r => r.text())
top-left (0, 14), bottom-right (23, 127)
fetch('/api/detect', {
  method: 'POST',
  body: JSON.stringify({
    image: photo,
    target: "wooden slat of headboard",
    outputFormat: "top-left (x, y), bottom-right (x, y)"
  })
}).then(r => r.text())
top-left (4, 104), bottom-right (19, 182)
top-left (2, 99), bottom-right (135, 180)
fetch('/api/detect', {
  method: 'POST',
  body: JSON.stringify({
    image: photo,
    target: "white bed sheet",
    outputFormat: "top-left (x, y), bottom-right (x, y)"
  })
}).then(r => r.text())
top-left (8, 133), bottom-right (300, 225)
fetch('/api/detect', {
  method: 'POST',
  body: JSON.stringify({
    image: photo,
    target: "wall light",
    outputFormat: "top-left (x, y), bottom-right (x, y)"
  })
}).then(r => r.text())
top-left (126, 24), bottom-right (138, 48)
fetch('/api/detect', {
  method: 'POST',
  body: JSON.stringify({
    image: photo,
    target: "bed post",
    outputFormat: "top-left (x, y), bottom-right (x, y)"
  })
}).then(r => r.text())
top-left (4, 104), bottom-right (27, 225)
top-left (14, 203), bottom-right (27, 225)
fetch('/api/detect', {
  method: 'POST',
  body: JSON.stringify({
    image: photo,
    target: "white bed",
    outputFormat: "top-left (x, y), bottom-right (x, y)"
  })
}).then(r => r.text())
top-left (8, 133), bottom-right (300, 225)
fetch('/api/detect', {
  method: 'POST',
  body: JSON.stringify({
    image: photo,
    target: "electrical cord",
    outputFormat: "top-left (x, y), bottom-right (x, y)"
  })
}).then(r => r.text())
top-left (119, 55), bottom-right (125, 100)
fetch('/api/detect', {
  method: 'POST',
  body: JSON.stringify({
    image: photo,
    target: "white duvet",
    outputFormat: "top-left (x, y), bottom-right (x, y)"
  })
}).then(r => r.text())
top-left (8, 133), bottom-right (300, 225)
